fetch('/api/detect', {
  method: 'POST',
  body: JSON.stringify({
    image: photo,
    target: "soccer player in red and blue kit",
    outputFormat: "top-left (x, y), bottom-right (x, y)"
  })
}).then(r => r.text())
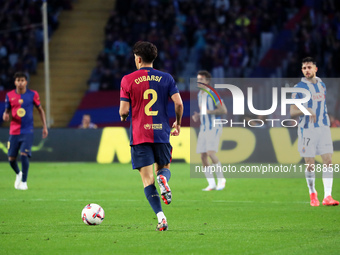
top-left (2, 72), bottom-right (48, 190)
top-left (119, 41), bottom-right (183, 231)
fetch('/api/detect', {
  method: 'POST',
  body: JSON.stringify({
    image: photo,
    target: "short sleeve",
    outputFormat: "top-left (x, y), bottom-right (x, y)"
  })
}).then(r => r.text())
top-left (120, 76), bottom-right (130, 102)
top-left (291, 92), bottom-right (302, 99)
top-left (211, 92), bottom-right (221, 105)
top-left (292, 84), bottom-right (303, 99)
top-left (33, 91), bottom-right (41, 107)
top-left (168, 75), bottom-right (179, 97)
top-left (5, 94), bottom-right (10, 109)
top-left (322, 82), bottom-right (326, 95)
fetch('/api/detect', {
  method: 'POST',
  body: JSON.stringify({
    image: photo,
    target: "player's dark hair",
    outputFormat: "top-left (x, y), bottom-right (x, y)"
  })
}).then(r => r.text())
top-left (13, 72), bottom-right (27, 80)
top-left (133, 41), bottom-right (157, 63)
top-left (197, 70), bottom-right (212, 79)
top-left (197, 70), bottom-right (212, 85)
top-left (302, 57), bottom-right (316, 65)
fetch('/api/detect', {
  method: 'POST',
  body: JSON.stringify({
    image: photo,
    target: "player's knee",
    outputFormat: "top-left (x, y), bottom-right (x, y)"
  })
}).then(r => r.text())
top-left (8, 157), bottom-right (16, 161)
top-left (140, 172), bottom-right (155, 187)
top-left (305, 158), bottom-right (315, 171)
top-left (201, 153), bottom-right (208, 161)
top-left (207, 151), bottom-right (216, 158)
top-left (323, 158), bottom-right (332, 167)
top-left (156, 164), bottom-right (170, 172)
top-left (144, 176), bottom-right (155, 187)
top-left (20, 152), bottom-right (28, 157)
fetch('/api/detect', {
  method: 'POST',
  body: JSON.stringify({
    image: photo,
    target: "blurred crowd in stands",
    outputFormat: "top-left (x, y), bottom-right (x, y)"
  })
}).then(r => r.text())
top-left (0, 0), bottom-right (339, 92)
top-left (0, 0), bottom-right (72, 90)
top-left (286, 0), bottom-right (340, 77)
top-left (88, 0), bottom-right (340, 91)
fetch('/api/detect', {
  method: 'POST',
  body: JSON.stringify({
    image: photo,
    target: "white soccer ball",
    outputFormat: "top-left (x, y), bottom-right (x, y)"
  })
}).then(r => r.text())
top-left (81, 203), bottom-right (105, 225)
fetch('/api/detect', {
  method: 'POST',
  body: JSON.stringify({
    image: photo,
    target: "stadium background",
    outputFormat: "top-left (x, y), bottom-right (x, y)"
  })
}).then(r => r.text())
top-left (0, 0), bottom-right (340, 163)
top-left (1, 1), bottom-right (340, 255)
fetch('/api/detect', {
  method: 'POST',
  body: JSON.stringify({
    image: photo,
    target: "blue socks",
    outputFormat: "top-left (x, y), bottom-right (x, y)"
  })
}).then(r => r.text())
top-left (9, 160), bottom-right (20, 175)
top-left (144, 169), bottom-right (171, 216)
top-left (21, 155), bottom-right (29, 182)
top-left (144, 184), bottom-right (162, 215)
top-left (157, 168), bottom-right (171, 182)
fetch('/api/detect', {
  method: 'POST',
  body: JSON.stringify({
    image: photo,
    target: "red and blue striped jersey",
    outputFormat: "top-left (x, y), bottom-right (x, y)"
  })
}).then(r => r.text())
top-left (120, 67), bottom-right (179, 145)
top-left (5, 89), bottom-right (41, 135)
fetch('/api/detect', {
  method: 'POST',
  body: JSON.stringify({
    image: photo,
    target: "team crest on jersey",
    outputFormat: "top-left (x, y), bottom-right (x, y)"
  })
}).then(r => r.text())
top-left (18, 99), bottom-right (23, 105)
top-left (17, 108), bottom-right (26, 117)
top-left (302, 147), bottom-right (306, 153)
top-left (144, 124), bottom-right (151, 130)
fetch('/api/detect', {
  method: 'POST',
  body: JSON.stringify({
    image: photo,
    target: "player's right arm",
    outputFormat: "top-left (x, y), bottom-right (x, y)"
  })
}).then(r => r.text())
top-left (192, 111), bottom-right (200, 122)
top-left (119, 76), bottom-right (130, 121)
top-left (119, 101), bottom-right (130, 121)
top-left (289, 84), bottom-right (316, 123)
top-left (3, 94), bottom-right (10, 121)
top-left (2, 108), bottom-right (10, 122)
top-left (171, 92), bottom-right (183, 136)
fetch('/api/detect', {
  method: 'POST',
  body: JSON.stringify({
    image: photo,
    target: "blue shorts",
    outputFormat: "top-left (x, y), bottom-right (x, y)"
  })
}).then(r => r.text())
top-left (131, 143), bottom-right (172, 170)
top-left (8, 133), bottom-right (34, 158)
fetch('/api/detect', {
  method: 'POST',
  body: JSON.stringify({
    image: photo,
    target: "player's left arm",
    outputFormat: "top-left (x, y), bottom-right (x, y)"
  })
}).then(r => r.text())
top-left (33, 91), bottom-right (48, 138)
top-left (119, 101), bottom-right (130, 121)
top-left (37, 105), bottom-right (48, 138)
top-left (167, 75), bottom-right (183, 135)
top-left (170, 92), bottom-right (183, 136)
top-left (207, 101), bottom-right (227, 115)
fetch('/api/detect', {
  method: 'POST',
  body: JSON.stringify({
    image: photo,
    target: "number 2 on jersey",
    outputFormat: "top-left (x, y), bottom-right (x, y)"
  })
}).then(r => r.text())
top-left (143, 89), bottom-right (158, 116)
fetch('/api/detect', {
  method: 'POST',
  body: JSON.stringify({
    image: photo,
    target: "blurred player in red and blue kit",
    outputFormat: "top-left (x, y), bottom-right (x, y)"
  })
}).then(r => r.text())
top-left (2, 72), bottom-right (48, 190)
top-left (120, 41), bottom-right (183, 231)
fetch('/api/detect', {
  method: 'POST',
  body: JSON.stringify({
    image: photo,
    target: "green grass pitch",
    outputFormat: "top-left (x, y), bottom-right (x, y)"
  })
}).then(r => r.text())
top-left (0, 162), bottom-right (339, 255)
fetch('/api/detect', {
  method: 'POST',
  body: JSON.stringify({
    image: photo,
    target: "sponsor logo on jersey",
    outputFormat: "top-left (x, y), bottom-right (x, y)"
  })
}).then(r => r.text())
top-left (152, 124), bottom-right (162, 130)
top-left (17, 108), bottom-right (26, 117)
top-left (144, 123), bottom-right (163, 130)
top-left (312, 92), bottom-right (325, 101)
